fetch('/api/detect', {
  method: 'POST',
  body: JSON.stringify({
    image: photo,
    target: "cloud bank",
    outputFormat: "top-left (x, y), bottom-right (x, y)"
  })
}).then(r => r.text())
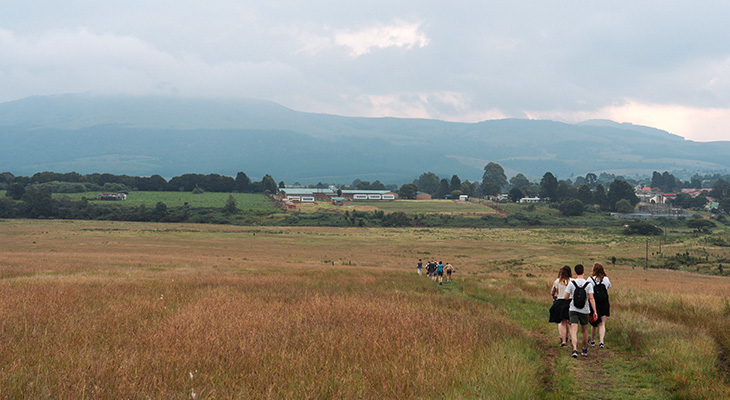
top-left (1, 1), bottom-right (729, 141)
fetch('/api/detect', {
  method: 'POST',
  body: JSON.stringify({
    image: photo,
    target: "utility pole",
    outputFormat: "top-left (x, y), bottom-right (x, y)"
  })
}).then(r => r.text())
top-left (645, 238), bottom-right (649, 269)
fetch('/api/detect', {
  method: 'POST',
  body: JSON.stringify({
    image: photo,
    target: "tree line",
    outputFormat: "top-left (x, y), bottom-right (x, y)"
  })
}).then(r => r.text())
top-left (396, 163), bottom-right (730, 216)
top-left (1, 171), bottom-right (279, 198)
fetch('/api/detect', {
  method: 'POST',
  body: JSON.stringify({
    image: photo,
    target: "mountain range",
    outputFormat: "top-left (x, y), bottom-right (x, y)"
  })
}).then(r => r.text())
top-left (1, 94), bottom-right (729, 184)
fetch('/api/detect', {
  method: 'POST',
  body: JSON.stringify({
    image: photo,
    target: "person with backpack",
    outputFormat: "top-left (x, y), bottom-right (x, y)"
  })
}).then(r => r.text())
top-left (549, 265), bottom-right (572, 348)
top-left (589, 262), bottom-right (612, 348)
top-left (564, 264), bottom-right (598, 358)
top-left (436, 261), bottom-right (444, 285)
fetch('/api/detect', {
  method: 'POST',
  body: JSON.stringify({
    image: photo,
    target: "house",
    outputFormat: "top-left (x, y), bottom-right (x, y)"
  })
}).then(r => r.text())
top-left (280, 187), bottom-right (336, 202)
top-left (459, 195), bottom-right (469, 201)
top-left (415, 192), bottom-right (432, 200)
top-left (331, 197), bottom-right (345, 206)
top-left (681, 188), bottom-right (710, 197)
top-left (340, 190), bottom-right (398, 201)
top-left (98, 193), bottom-right (127, 201)
top-left (519, 197), bottom-right (541, 203)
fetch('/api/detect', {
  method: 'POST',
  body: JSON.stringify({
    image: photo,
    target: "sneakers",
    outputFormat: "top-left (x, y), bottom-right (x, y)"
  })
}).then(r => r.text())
top-left (571, 350), bottom-right (578, 358)
top-left (599, 342), bottom-right (605, 349)
top-left (588, 339), bottom-right (595, 346)
top-left (560, 342), bottom-right (568, 348)
top-left (582, 348), bottom-right (589, 357)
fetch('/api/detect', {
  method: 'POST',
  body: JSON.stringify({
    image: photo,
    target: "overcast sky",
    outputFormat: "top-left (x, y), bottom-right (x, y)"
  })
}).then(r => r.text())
top-left (2, 1), bottom-right (730, 141)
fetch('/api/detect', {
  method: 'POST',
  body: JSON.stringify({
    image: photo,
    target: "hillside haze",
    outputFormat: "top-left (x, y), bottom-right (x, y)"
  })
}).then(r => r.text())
top-left (1, 94), bottom-right (729, 184)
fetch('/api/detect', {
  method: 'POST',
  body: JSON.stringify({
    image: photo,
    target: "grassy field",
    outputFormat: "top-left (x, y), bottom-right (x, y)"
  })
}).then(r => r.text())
top-left (1, 219), bottom-right (730, 398)
top-left (52, 191), bottom-right (277, 212)
top-left (290, 199), bottom-right (497, 216)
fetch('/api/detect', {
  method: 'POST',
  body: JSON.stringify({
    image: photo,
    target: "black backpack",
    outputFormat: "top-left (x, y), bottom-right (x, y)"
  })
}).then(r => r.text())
top-left (572, 280), bottom-right (590, 309)
top-left (592, 277), bottom-right (608, 303)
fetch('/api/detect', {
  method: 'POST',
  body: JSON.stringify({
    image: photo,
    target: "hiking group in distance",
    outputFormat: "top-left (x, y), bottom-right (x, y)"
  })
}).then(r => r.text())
top-left (549, 263), bottom-right (612, 358)
top-left (417, 259), bottom-right (454, 285)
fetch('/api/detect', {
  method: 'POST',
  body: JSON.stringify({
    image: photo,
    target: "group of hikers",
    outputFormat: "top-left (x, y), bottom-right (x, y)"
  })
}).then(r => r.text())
top-left (414, 257), bottom-right (611, 358)
top-left (417, 259), bottom-right (454, 285)
top-left (549, 262), bottom-right (612, 358)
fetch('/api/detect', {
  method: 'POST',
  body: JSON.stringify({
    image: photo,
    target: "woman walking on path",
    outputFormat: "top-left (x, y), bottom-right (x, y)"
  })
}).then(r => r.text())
top-left (589, 262), bottom-right (612, 348)
top-left (549, 265), bottom-right (572, 347)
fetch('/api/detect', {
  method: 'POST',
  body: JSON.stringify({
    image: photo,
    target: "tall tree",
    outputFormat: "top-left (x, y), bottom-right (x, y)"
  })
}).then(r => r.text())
top-left (417, 172), bottom-right (440, 195)
top-left (398, 183), bottom-right (418, 199)
top-left (608, 179), bottom-right (639, 211)
top-left (509, 173), bottom-right (530, 189)
top-left (594, 184), bottom-right (609, 210)
top-left (711, 178), bottom-right (729, 199)
top-left (436, 179), bottom-right (451, 199)
top-left (235, 172), bottom-right (251, 193)
top-left (261, 174), bottom-right (278, 194)
top-left (450, 175), bottom-right (462, 193)
top-left (539, 172), bottom-right (559, 201)
top-left (585, 173), bottom-right (597, 190)
top-left (508, 187), bottom-right (524, 202)
top-left (370, 180), bottom-right (387, 190)
top-left (223, 195), bottom-right (237, 214)
top-left (576, 184), bottom-right (593, 205)
top-left (556, 180), bottom-right (577, 202)
top-left (482, 162), bottom-right (507, 195)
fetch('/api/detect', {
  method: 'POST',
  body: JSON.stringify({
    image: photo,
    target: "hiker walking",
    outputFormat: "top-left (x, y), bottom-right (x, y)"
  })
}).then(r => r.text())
top-left (549, 265), bottom-right (572, 348)
top-left (445, 263), bottom-right (453, 282)
top-left (564, 264), bottom-right (598, 358)
top-left (417, 259), bottom-right (423, 276)
top-left (427, 261), bottom-right (436, 280)
top-left (436, 261), bottom-right (444, 285)
top-left (589, 262), bottom-right (611, 349)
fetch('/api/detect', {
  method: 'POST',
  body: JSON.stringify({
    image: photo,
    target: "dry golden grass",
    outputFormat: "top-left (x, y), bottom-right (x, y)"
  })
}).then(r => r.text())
top-left (1, 219), bottom-right (730, 398)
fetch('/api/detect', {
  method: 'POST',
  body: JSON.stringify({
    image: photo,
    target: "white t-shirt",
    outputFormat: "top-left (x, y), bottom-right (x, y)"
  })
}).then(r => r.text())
top-left (590, 276), bottom-right (612, 290)
top-left (565, 278), bottom-right (594, 314)
top-left (552, 279), bottom-right (570, 299)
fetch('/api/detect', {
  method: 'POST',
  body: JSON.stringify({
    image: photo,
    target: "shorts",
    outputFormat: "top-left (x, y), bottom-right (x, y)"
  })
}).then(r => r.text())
top-left (446, 270), bottom-right (452, 275)
top-left (569, 311), bottom-right (589, 325)
top-left (437, 270), bottom-right (443, 276)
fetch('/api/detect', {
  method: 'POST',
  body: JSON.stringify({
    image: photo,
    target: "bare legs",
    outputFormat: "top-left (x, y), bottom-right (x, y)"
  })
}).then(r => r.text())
top-left (570, 322), bottom-right (588, 352)
top-left (591, 316), bottom-right (607, 345)
top-left (558, 320), bottom-right (569, 344)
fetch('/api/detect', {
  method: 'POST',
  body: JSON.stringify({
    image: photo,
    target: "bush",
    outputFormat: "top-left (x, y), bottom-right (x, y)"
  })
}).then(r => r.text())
top-left (615, 199), bottom-right (634, 213)
top-left (623, 221), bottom-right (663, 235)
top-left (383, 212), bottom-right (412, 227)
top-left (687, 219), bottom-right (716, 233)
top-left (558, 199), bottom-right (584, 216)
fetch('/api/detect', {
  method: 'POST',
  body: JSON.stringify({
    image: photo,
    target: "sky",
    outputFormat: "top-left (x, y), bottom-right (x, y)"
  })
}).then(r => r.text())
top-left (2, 1), bottom-right (730, 142)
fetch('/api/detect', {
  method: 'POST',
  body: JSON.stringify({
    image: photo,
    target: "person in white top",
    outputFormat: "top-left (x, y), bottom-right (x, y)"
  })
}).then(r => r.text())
top-left (549, 265), bottom-right (572, 347)
top-left (589, 262), bottom-right (612, 349)
top-left (564, 264), bottom-right (598, 358)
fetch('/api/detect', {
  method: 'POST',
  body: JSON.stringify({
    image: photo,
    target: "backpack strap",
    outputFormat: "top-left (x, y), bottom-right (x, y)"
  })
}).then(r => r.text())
top-left (581, 281), bottom-right (590, 289)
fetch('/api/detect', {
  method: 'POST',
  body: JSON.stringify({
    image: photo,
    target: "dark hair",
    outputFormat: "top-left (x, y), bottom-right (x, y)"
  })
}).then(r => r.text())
top-left (592, 262), bottom-right (607, 279)
top-left (574, 264), bottom-right (584, 275)
top-left (558, 265), bottom-right (572, 285)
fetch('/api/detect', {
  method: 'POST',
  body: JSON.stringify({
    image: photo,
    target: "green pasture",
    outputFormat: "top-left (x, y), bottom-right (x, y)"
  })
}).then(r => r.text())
top-left (53, 191), bottom-right (277, 212)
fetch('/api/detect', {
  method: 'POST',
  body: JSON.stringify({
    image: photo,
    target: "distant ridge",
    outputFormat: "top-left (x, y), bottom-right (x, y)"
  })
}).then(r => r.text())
top-left (1, 94), bottom-right (728, 183)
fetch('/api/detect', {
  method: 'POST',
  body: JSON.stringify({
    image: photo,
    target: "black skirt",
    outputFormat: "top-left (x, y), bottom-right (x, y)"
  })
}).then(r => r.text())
top-left (549, 299), bottom-right (571, 323)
